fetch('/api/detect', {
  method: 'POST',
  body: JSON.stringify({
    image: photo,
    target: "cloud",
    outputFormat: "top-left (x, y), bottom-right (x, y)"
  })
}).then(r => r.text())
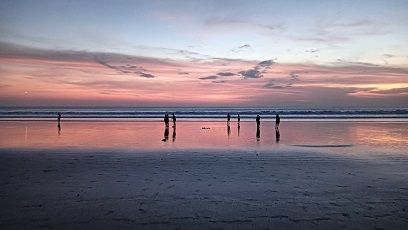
top-left (264, 81), bottom-right (288, 89)
top-left (238, 44), bottom-right (251, 49)
top-left (231, 43), bottom-right (252, 53)
top-left (212, 80), bottom-right (226, 84)
top-left (239, 68), bottom-right (263, 79)
top-left (140, 73), bottom-right (156, 78)
top-left (199, 75), bottom-right (218, 80)
top-left (217, 72), bottom-right (237, 77)
top-left (258, 59), bottom-right (275, 67)
top-left (336, 59), bottom-right (379, 67)
top-left (94, 58), bottom-right (120, 72)
top-left (305, 49), bottom-right (320, 53)
top-left (290, 71), bottom-right (300, 81)
top-left (238, 59), bottom-right (275, 79)
top-left (178, 72), bottom-right (189, 75)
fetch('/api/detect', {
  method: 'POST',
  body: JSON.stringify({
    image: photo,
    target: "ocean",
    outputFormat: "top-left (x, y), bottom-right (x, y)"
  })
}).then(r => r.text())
top-left (1, 107), bottom-right (407, 121)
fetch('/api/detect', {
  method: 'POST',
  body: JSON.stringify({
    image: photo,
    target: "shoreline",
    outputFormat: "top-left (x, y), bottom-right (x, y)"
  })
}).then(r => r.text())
top-left (1, 147), bottom-right (407, 229)
top-left (2, 118), bottom-right (408, 123)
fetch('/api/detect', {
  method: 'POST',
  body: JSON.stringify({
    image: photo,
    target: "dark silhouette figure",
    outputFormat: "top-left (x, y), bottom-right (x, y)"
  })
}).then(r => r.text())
top-left (57, 113), bottom-right (61, 135)
top-left (164, 114), bottom-right (169, 127)
top-left (172, 113), bottom-right (176, 127)
top-left (275, 114), bottom-right (280, 129)
top-left (256, 126), bottom-right (260, 141)
top-left (256, 115), bottom-right (260, 128)
top-left (237, 114), bottom-right (241, 136)
top-left (227, 123), bottom-right (231, 137)
top-left (162, 126), bottom-right (169, 142)
top-left (172, 126), bottom-right (176, 142)
top-left (227, 113), bottom-right (231, 123)
top-left (275, 128), bottom-right (280, 143)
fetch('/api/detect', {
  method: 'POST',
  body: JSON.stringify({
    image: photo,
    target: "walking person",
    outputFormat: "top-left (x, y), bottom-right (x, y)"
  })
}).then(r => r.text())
top-left (164, 114), bottom-right (169, 127)
top-left (275, 114), bottom-right (280, 129)
top-left (172, 113), bottom-right (176, 127)
top-left (256, 115), bottom-right (260, 128)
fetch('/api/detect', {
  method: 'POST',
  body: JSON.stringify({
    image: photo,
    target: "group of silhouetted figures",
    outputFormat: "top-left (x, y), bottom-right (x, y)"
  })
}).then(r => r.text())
top-left (162, 113), bottom-right (176, 142)
top-left (57, 111), bottom-right (280, 142)
top-left (227, 113), bottom-right (280, 142)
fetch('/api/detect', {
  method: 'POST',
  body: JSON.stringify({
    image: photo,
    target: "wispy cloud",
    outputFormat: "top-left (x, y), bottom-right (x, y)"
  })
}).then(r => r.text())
top-left (1, 42), bottom-right (407, 107)
top-left (140, 73), bottom-right (157, 78)
top-left (217, 72), bottom-right (237, 77)
top-left (199, 75), bottom-right (218, 80)
top-left (239, 59), bottom-right (275, 79)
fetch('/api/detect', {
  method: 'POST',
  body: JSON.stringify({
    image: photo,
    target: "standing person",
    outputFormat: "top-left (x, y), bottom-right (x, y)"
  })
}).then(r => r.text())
top-left (275, 114), bottom-right (280, 129)
top-left (237, 114), bottom-right (241, 136)
top-left (227, 113), bottom-right (231, 123)
top-left (57, 113), bottom-right (61, 135)
top-left (164, 114), bottom-right (169, 127)
top-left (172, 113), bottom-right (176, 127)
top-left (256, 115), bottom-right (260, 128)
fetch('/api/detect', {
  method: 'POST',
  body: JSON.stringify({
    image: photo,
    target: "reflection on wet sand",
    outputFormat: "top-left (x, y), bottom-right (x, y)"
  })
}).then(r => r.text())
top-left (1, 121), bottom-right (407, 152)
top-left (256, 127), bottom-right (260, 141)
top-left (172, 126), bottom-right (176, 142)
top-left (238, 123), bottom-right (240, 136)
top-left (162, 126), bottom-right (169, 142)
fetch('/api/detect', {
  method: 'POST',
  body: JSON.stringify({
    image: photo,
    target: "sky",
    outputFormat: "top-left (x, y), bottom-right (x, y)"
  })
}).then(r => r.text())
top-left (0, 0), bottom-right (407, 107)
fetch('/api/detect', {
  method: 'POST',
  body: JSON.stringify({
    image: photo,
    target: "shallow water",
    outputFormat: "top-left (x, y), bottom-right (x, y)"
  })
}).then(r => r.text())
top-left (1, 121), bottom-right (407, 156)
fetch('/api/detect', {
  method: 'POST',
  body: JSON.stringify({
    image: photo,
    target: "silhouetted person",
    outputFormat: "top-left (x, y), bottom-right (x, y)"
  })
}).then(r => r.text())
top-left (275, 114), bottom-right (280, 129)
top-left (172, 113), bottom-right (176, 127)
top-left (164, 114), bottom-right (169, 127)
top-left (57, 113), bottom-right (61, 135)
top-left (275, 128), bottom-right (280, 143)
top-left (237, 114), bottom-right (240, 123)
top-left (256, 115), bottom-right (260, 128)
top-left (227, 113), bottom-right (231, 123)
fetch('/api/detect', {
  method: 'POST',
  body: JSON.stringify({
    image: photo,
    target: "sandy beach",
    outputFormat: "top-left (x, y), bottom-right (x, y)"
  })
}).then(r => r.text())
top-left (1, 121), bottom-right (407, 229)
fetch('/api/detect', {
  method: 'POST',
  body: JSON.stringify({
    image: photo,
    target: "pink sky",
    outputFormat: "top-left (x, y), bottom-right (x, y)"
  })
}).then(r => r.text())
top-left (0, 43), bottom-right (407, 107)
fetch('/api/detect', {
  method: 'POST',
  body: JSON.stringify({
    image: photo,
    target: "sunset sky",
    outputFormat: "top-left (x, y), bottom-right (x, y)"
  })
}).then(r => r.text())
top-left (1, 0), bottom-right (407, 107)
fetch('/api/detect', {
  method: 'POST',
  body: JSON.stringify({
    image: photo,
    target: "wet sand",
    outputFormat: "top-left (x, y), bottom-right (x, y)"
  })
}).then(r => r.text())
top-left (1, 121), bottom-right (407, 229)
top-left (1, 147), bottom-right (407, 229)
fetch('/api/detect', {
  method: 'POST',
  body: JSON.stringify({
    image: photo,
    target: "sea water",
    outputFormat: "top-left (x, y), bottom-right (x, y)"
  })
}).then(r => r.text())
top-left (1, 107), bottom-right (408, 121)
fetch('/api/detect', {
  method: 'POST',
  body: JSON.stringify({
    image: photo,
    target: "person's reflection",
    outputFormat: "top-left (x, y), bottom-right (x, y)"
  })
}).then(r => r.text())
top-left (162, 126), bottom-right (169, 142)
top-left (172, 126), bottom-right (176, 142)
top-left (275, 127), bottom-right (280, 143)
top-left (256, 126), bottom-right (260, 141)
top-left (227, 123), bottom-right (231, 137)
top-left (238, 123), bottom-right (240, 136)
